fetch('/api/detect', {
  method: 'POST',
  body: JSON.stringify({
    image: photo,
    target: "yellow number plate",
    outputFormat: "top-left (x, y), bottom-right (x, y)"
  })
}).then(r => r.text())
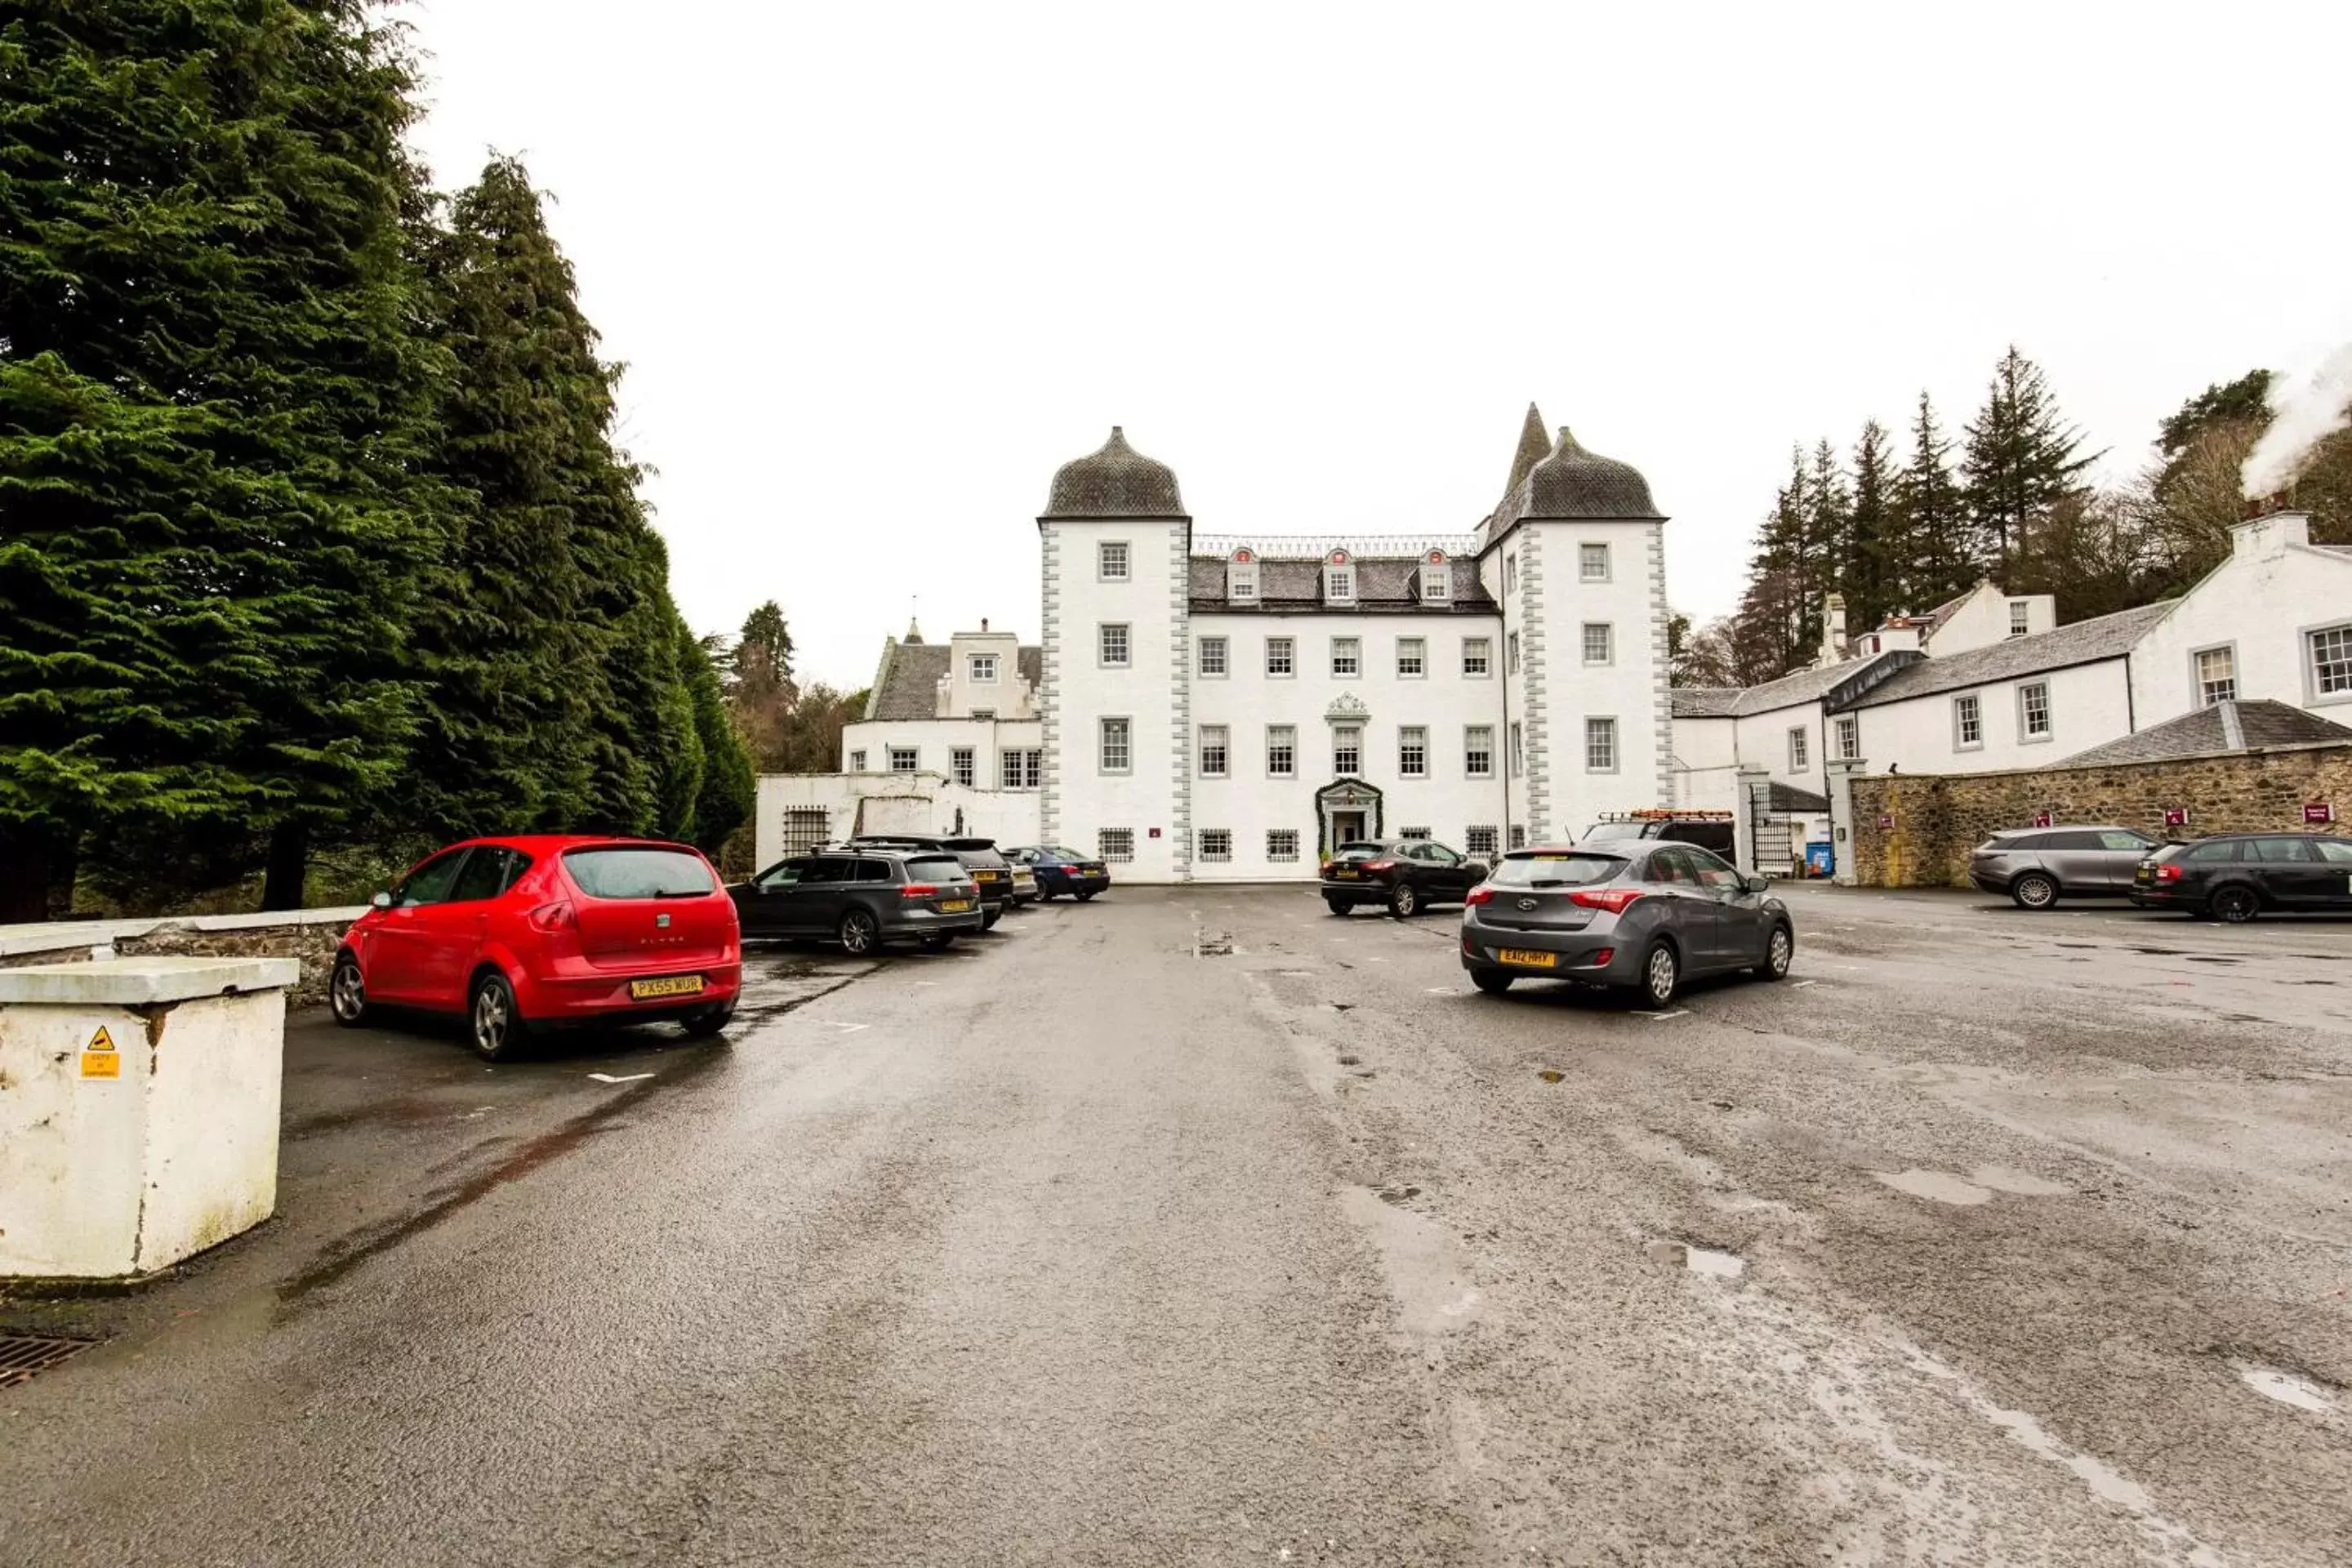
top-left (1333, 870), bottom-right (1361, 879)
top-left (1497, 948), bottom-right (1558, 969)
top-left (630, 975), bottom-right (705, 1000)
top-left (940, 899), bottom-right (973, 913)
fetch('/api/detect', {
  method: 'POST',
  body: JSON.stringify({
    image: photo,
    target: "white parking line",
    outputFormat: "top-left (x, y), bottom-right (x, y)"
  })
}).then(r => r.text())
top-left (810, 1020), bottom-right (869, 1034)
top-left (1642, 1010), bottom-right (1690, 1022)
top-left (1792, 979), bottom-right (1819, 988)
top-left (587, 1071), bottom-right (654, 1084)
top-left (1423, 987), bottom-right (1455, 995)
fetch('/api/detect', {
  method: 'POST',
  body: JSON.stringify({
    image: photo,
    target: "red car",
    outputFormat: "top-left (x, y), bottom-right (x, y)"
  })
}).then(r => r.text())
top-left (329, 835), bottom-right (742, 1060)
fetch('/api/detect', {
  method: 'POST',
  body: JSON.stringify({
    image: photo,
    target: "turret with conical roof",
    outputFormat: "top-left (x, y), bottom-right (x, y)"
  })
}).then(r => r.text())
top-left (1040, 426), bottom-right (1187, 519)
top-left (1522, 427), bottom-right (1664, 520)
top-left (1503, 403), bottom-right (1551, 500)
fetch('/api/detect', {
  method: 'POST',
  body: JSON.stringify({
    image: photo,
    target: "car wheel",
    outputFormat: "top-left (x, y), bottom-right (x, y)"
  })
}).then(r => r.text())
top-left (1035, 887), bottom-right (1054, 902)
top-left (920, 933), bottom-right (956, 951)
top-left (1637, 941), bottom-right (1680, 1010)
top-left (1325, 898), bottom-right (1352, 916)
top-left (682, 1001), bottom-right (735, 1038)
top-left (1076, 890), bottom-right (1098, 902)
top-left (329, 953), bottom-right (370, 1027)
top-left (2011, 872), bottom-right (2058, 911)
top-left (2209, 884), bottom-right (2260, 924)
top-left (1471, 969), bottom-right (1513, 996)
top-left (1388, 882), bottom-right (1419, 919)
top-left (467, 972), bottom-right (528, 1062)
top-left (982, 908), bottom-right (1003, 930)
top-left (1754, 924), bottom-right (1793, 981)
top-left (838, 907), bottom-right (881, 955)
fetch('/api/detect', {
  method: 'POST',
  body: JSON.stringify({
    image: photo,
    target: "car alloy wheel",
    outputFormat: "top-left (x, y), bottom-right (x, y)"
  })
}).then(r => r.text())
top-left (840, 908), bottom-right (879, 955)
top-left (1760, 925), bottom-right (1793, 980)
top-left (330, 956), bottom-right (368, 1026)
top-left (469, 974), bottom-right (521, 1062)
top-left (2011, 873), bottom-right (2057, 911)
top-left (1641, 942), bottom-right (1679, 1009)
top-left (1390, 883), bottom-right (1418, 919)
top-left (2211, 885), bottom-right (2259, 924)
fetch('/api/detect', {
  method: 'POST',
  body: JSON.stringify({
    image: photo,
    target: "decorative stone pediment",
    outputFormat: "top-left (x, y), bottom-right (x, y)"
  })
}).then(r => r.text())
top-left (1323, 693), bottom-right (1370, 724)
top-left (1316, 778), bottom-right (1381, 810)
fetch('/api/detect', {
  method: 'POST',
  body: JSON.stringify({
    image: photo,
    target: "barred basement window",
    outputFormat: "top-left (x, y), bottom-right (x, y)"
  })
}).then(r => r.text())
top-left (1463, 725), bottom-right (1494, 778)
top-left (1197, 635), bottom-right (1228, 676)
top-left (1098, 828), bottom-right (1135, 863)
top-left (1398, 725), bottom-right (1428, 777)
top-left (951, 747), bottom-right (974, 786)
top-left (1464, 825), bottom-right (1499, 858)
top-left (1267, 829), bottom-right (1300, 862)
top-left (1199, 725), bottom-right (1229, 777)
top-left (1462, 637), bottom-right (1491, 677)
top-left (1200, 829), bottom-right (1232, 862)
top-left (1400, 826), bottom-right (1432, 840)
top-left (1509, 825), bottom-right (1527, 849)
top-left (781, 808), bottom-right (830, 855)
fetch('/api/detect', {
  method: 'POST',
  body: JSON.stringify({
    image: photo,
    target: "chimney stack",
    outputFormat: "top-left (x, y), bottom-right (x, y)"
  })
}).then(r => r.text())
top-left (1820, 592), bottom-right (1848, 666)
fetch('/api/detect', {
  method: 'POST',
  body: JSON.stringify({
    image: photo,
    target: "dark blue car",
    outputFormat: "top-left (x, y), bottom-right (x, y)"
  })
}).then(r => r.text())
top-left (1005, 845), bottom-right (1111, 902)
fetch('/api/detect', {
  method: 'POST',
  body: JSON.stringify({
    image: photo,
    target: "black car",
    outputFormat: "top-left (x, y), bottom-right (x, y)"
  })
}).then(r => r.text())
top-left (849, 835), bottom-right (1014, 928)
top-left (1580, 812), bottom-right (1737, 861)
top-left (1005, 844), bottom-right (1111, 902)
top-left (2131, 831), bottom-right (2352, 922)
top-left (1461, 840), bottom-right (1792, 1005)
top-left (731, 847), bottom-right (983, 955)
top-left (1321, 839), bottom-right (1490, 918)
top-left (1969, 824), bottom-right (2159, 909)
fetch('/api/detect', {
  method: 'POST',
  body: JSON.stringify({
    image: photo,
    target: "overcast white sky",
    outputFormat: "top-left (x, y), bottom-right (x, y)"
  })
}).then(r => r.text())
top-left (403, 1), bottom-right (2351, 690)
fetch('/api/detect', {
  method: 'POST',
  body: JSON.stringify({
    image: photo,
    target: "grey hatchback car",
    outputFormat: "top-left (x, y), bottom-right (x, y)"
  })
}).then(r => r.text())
top-left (1460, 841), bottom-right (1793, 1008)
top-left (730, 848), bottom-right (983, 955)
top-left (1968, 825), bottom-right (2158, 909)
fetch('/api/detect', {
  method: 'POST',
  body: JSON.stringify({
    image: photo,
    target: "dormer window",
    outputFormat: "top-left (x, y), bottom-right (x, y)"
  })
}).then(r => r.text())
top-left (969, 653), bottom-right (997, 683)
top-left (1323, 550), bottom-right (1355, 607)
top-left (1227, 547), bottom-right (1258, 604)
top-left (1419, 550), bottom-right (1450, 604)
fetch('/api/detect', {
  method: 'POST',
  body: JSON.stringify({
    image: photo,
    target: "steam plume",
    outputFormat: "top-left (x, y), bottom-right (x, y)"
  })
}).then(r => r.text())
top-left (2243, 340), bottom-right (2352, 497)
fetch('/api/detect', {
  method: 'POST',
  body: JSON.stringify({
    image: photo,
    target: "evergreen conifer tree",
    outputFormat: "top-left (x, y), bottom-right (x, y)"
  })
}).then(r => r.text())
top-left (1844, 420), bottom-right (1898, 634)
top-left (1893, 392), bottom-right (1973, 612)
top-left (0, 0), bottom-right (438, 915)
top-left (1960, 346), bottom-right (2096, 574)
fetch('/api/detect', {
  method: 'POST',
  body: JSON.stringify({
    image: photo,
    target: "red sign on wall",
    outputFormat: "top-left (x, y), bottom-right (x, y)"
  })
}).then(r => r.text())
top-left (2031, 810), bottom-right (2053, 828)
top-left (2163, 808), bottom-right (2189, 828)
top-left (1877, 813), bottom-right (1895, 830)
top-left (2307, 802), bottom-right (2336, 824)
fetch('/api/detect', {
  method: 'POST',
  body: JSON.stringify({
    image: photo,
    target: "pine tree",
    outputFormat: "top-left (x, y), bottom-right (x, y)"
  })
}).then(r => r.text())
top-left (679, 617), bottom-right (752, 853)
top-left (1893, 392), bottom-right (1972, 612)
top-left (1844, 419), bottom-right (1898, 635)
top-left (1803, 437), bottom-right (1851, 621)
top-left (0, 1), bottom-right (438, 916)
top-left (1961, 346), bottom-right (2097, 574)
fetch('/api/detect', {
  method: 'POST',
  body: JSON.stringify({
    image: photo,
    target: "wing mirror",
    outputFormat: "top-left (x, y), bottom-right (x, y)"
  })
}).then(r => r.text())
top-left (1744, 874), bottom-right (1772, 894)
top-left (370, 890), bottom-right (394, 910)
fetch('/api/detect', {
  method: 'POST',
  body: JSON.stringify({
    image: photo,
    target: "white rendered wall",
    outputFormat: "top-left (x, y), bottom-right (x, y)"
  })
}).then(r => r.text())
top-left (1852, 657), bottom-right (2132, 774)
top-left (2126, 521), bottom-right (2352, 728)
top-left (839, 716), bottom-right (1042, 784)
top-left (1669, 715), bottom-right (1740, 810)
top-left (1187, 610), bottom-right (1507, 880)
top-left (1928, 584), bottom-right (2056, 656)
top-left (753, 773), bottom-right (1042, 869)
top-left (943, 630), bottom-right (1034, 719)
top-left (1516, 519), bottom-right (1671, 840)
top-left (1042, 518), bottom-right (1190, 882)
top-left (1731, 699), bottom-right (1829, 799)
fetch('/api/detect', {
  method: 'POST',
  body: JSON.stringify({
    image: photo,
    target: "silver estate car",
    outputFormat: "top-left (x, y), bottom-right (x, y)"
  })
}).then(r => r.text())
top-left (1968, 825), bottom-right (2158, 909)
top-left (1460, 840), bottom-right (1793, 1008)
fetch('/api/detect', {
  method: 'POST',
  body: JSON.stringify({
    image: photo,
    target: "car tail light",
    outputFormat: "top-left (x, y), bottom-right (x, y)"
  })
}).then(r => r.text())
top-left (1592, 947), bottom-right (1615, 965)
top-left (1570, 887), bottom-right (1643, 914)
top-left (901, 883), bottom-right (939, 898)
top-left (1365, 860), bottom-right (1396, 872)
top-left (527, 899), bottom-right (576, 933)
top-left (1465, 886), bottom-right (1495, 906)
top-left (2154, 864), bottom-right (2182, 882)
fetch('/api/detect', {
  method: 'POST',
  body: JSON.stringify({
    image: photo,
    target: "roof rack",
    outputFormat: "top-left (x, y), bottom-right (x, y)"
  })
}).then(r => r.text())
top-left (1596, 808), bottom-right (1735, 822)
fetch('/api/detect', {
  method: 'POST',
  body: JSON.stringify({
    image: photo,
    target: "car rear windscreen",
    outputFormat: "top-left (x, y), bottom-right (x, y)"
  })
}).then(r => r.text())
top-left (906, 856), bottom-right (969, 883)
top-left (1334, 842), bottom-right (1385, 858)
top-left (1581, 822), bottom-right (1646, 841)
top-left (1492, 853), bottom-right (1621, 888)
top-left (562, 847), bottom-right (715, 899)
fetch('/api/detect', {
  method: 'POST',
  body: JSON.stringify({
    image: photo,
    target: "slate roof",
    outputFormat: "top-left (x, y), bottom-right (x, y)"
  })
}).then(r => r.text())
top-left (1717, 650), bottom-right (1922, 717)
top-left (866, 640), bottom-right (1043, 721)
top-left (1041, 427), bottom-right (1186, 519)
top-left (1187, 556), bottom-right (1498, 614)
top-left (1670, 687), bottom-right (1741, 719)
top-left (1760, 781), bottom-right (1831, 813)
top-left (1843, 602), bottom-right (2176, 710)
top-left (2052, 700), bottom-right (2352, 768)
top-left (1523, 428), bottom-right (1664, 519)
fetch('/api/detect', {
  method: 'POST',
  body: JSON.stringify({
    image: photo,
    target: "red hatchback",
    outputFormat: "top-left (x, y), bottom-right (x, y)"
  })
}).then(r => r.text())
top-left (330, 836), bottom-right (742, 1060)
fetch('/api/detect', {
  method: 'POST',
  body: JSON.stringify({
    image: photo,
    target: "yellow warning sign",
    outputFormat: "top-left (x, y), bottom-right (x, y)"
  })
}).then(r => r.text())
top-left (81, 1051), bottom-right (120, 1079)
top-left (87, 1024), bottom-right (117, 1054)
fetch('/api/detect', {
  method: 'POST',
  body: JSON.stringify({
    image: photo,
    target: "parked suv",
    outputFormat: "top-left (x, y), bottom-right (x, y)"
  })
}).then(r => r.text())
top-left (2130, 831), bottom-right (2352, 922)
top-left (332, 836), bottom-right (742, 1061)
top-left (1322, 839), bottom-right (1490, 918)
top-left (732, 847), bottom-right (983, 953)
top-left (1580, 812), bottom-right (1737, 861)
top-left (1461, 840), bottom-right (1792, 1007)
top-left (1970, 824), bottom-right (2159, 909)
top-left (849, 835), bottom-right (1013, 928)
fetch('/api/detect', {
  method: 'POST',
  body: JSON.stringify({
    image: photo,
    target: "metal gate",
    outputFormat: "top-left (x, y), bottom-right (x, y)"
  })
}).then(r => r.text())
top-left (1748, 788), bottom-right (1792, 874)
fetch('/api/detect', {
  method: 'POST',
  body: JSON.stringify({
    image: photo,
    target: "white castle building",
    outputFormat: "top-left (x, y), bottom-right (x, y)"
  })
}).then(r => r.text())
top-left (759, 408), bottom-right (1677, 881)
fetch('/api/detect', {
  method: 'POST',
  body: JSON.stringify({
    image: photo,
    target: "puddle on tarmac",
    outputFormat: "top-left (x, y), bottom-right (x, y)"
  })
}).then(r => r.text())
top-left (1378, 1185), bottom-right (1423, 1204)
top-left (1646, 1240), bottom-right (1746, 1278)
top-left (2130, 947), bottom-right (2186, 956)
top-left (1338, 1054), bottom-right (1362, 1066)
top-left (1969, 1165), bottom-right (2071, 1196)
top-left (1537, 1068), bottom-right (1565, 1084)
top-left (2234, 1361), bottom-right (2338, 1414)
top-left (1874, 1168), bottom-right (1993, 1205)
top-left (2185, 956), bottom-right (2239, 965)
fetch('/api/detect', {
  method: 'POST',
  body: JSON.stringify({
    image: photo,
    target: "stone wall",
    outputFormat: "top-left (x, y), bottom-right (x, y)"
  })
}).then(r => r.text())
top-left (0, 911), bottom-right (359, 1005)
top-left (1851, 742), bottom-right (2352, 888)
